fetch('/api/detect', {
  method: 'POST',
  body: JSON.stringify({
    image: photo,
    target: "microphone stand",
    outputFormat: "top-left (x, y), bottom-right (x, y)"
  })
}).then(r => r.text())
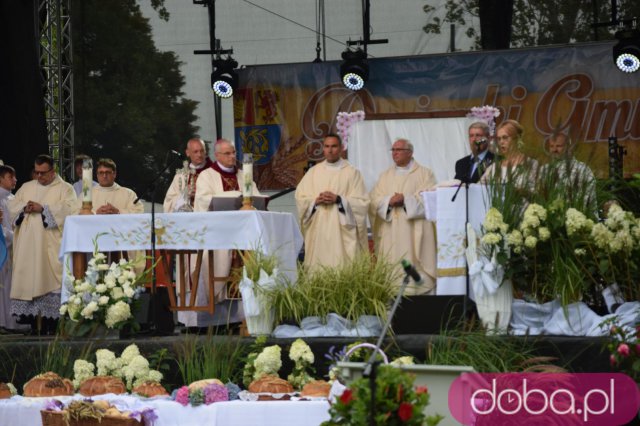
top-left (450, 177), bottom-right (471, 323)
top-left (363, 273), bottom-right (412, 426)
top-left (134, 152), bottom-right (183, 335)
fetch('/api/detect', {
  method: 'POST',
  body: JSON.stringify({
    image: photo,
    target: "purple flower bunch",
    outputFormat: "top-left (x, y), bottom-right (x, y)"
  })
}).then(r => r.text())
top-left (335, 110), bottom-right (365, 149)
top-left (467, 105), bottom-right (500, 135)
top-left (173, 383), bottom-right (237, 406)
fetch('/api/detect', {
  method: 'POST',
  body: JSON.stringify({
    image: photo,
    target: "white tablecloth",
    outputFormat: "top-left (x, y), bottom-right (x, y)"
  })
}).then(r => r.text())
top-left (59, 211), bottom-right (303, 301)
top-left (423, 185), bottom-right (489, 295)
top-left (0, 395), bottom-right (331, 426)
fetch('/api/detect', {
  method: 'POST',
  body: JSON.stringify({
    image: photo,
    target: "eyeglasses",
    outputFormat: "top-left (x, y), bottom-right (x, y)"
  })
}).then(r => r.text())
top-left (97, 170), bottom-right (114, 176)
top-left (218, 151), bottom-right (236, 156)
top-left (496, 136), bottom-right (512, 141)
top-left (390, 148), bottom-right (411, 152)
top-left (33, 169), bottom-right (53, 176)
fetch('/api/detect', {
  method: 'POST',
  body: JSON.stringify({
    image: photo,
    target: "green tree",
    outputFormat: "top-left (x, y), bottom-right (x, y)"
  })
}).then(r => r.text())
top-left (72, 0), bottom-right (198, 199)
top-left (423, 0), bottom-right (640, 50)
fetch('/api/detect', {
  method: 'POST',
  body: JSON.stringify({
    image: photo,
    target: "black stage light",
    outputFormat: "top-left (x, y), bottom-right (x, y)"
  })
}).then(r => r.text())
top-left (613, 29), bottom-right (640, 73)
top-left (340, 49), bottom-right (368, 91)
top-left (211, 57), bottom-right (239, 98)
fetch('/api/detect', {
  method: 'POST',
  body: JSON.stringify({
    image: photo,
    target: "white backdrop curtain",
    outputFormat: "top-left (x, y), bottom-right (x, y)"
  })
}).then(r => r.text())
top-left (349, 117), bottom-right (474, 191)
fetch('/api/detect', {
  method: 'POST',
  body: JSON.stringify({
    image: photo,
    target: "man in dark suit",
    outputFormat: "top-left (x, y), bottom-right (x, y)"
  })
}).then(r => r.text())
top-left (454, 122), bottom-right (494, 183)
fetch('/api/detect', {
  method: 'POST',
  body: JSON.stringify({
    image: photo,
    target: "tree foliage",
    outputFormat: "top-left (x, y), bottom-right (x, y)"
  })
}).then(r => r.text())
top-left (72, 0), bottom-right (198, 200)
top-left (423, 0), bottom-right (640, 50)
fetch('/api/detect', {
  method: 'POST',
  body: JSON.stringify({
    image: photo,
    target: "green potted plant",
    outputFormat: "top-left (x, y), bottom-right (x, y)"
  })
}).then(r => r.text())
top-left (322, 364), bottom-right (443, 426)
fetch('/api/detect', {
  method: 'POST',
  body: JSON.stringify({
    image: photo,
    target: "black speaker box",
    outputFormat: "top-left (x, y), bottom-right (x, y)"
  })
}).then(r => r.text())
top-left (391, 295), bottom-right (470, 334)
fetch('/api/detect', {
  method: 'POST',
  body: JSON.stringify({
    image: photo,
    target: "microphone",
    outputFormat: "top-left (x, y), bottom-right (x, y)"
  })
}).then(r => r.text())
top-left (474, 138), bottom-right (488, 147)
top-left (169, 150), bottom-right (186, 160)
top-left (401, 259), bottom-right (423, 285)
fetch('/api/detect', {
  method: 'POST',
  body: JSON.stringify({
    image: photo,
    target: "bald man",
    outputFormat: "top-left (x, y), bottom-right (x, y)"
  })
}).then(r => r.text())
top-left (163, 137), bottom-right (214, 212)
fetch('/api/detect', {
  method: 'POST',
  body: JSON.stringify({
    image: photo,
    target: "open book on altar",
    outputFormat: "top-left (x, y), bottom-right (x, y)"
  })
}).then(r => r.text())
top-left (208, 192), bottom-right (269, 211)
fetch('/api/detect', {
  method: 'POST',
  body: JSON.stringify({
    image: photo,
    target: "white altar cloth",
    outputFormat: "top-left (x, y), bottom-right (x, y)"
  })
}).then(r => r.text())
top-left (422, 185), bottom-right (489, 295)
top-left (59, 211), bottom-right (303, 301)
top-left (0, 394), bottom-right (331, 426)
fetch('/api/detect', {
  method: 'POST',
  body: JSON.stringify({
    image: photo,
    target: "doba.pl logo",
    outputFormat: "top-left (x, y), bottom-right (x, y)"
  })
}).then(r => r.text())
top-left (449, 373), bottom-right (640, 425)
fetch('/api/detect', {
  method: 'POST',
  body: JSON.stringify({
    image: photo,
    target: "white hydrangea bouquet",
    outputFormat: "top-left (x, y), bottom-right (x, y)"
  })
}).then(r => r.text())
top-left (287, 339), bottom-right (314, 390)
top-left (73, 344), bottom-right (163, 391)
top-left (60, 234), bottom-right (147, 335)
top-left (480, 200), bottom-right (640, 305)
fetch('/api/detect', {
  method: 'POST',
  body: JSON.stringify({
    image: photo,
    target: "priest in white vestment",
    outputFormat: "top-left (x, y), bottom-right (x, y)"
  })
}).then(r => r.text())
top-left (188, 139), bottom-right (260, 327)
top-left (164, 137), bottom-right (214, 213)
top-left (370, 138), bottom-right (437, 294)
top-left (295, 134), bottom-right (369, 269)
top-left (9, 155), bottom-right (78, 331)
top-left (91, 158), bottom-right (144, 215)
top-left (0, 165), bottom-right (17, 330)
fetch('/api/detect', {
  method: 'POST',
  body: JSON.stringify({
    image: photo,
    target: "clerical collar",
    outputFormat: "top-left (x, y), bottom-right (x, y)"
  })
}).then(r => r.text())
top-left (325, 158), bottom-right (344, 169)
top-left (190, 162), bottom-right (205, 170)
top-left (395, 159), bottom-right (414, 172)
top-left (216, 162), bottom-right (235, 173)
top-left (97, 183), bottom-right (119, 191)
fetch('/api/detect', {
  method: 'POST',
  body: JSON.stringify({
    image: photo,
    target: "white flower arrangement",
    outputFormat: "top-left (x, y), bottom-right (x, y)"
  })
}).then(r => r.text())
top-left (335, 110), bottom-right (365, 150)
top-left (253, 345), bottom-right (282, 380)
top-left (467, 105), bottom-right (500, 135)
top-left (287, 339), bottom-right (314, 390)
top-left (72, 344), bottom-right (163, 391)
top-left (60, 235), bottom-right (145, 331)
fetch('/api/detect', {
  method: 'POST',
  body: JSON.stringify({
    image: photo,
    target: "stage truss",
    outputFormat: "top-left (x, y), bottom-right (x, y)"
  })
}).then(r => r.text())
top-left (38, 0), bottom-right (74, 180)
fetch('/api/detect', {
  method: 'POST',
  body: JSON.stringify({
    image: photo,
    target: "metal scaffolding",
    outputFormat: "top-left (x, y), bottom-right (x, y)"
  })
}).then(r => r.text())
top-left (38, 0), bottom-right (74, 180)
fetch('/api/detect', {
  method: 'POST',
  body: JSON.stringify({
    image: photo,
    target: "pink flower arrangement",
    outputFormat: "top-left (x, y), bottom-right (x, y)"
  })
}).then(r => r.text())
top-left (467, 105), bottom-right (500, 135)
top-left (175, 386), bottom-right (190, 406)
top-left (335, 110), bottom-right (365, 150)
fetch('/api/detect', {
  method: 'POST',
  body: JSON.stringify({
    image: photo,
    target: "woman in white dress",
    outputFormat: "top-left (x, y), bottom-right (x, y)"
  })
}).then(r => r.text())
top-left (480, 119), bottom-right (538, 193)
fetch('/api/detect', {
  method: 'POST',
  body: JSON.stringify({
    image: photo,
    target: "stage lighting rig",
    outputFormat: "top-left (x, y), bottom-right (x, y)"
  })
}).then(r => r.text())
top-left (340, 49), bottom-right (369, 91)
top-left (211, 57), bottom-right (239, 98)
top-left (613, 29), bottom-right (640, 73)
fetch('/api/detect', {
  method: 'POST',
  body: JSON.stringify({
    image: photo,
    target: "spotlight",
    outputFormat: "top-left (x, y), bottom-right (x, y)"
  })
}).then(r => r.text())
top-left (211, 57), bottom-right (238, 98)
top-left (613, 29), bottom-right (640, 73)
top-left (340, 49), bottom-right (368, 91)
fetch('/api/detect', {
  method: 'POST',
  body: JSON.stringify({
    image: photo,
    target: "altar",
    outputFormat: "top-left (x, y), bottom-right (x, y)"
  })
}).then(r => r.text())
top-left (59, 211), bottom-right (304, 302)
top-left (422, 185), bottom-right (489, 295)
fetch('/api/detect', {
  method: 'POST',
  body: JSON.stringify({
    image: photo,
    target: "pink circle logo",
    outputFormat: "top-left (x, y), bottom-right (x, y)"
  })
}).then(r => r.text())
top-left (449, 373), bottom-right (640, 425)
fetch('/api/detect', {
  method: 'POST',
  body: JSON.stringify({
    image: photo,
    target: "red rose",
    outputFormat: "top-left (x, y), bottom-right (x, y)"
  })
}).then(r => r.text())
top-left (340, 389), bottom-right (353, 405)
top-left (398, 402), bottom-right (413, 421)
top-left (415, 385), bottom-right (428, 395)
top-left (618, 343), bottom-right (630, 357)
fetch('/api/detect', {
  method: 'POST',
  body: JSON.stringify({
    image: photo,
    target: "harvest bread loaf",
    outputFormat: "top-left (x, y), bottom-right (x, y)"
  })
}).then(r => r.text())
top-left (79, 376), bottom-right (126, 396)
top-left (188, 378), bottom-right (224, 392)
top-left (23, 372), bottom-right (73, 397)
top-left (300, 380), bottom-right (331, 398)
top-left (0, 383), bottom-right (12, 399)
top-left (248, 375), bottom-right (294, 394)
top-left (133, 381), bottom-right (169, 397)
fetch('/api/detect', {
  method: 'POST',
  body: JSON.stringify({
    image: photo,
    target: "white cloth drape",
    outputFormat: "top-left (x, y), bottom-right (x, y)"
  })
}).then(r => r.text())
top-left (349, 117), bottom-right (473, 192)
